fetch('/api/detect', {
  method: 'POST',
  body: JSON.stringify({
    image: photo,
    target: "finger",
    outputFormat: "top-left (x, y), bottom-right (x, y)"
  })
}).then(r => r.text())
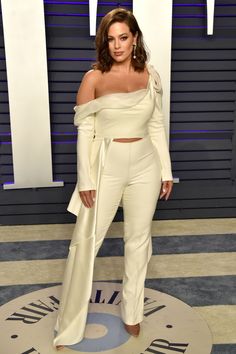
top-left (88, 190), bottom-right (96, 207)
top-left (159, 189), bottom-right (166, 199)
top-left (80, 191), bottom-right (91, 208)
top-left (87, 190), bottom-right (97, 207)
top-left (160, 191), bottom-right (167, 199)
top-left (84, 194), bottom-right (91, 208)
top-left (80, 190), bottom-right (97, 208)
top-left (165, 183), bottom-right (173, 200)
top-left (81, 193), bottom-right (89, 208)
top-left (85, 191), bottom-right (94, 208)
top-left (91, 189), bottom-right (96, 203)
top-left (160, 181), bottom-right (173, 200)
top-left (159, 182), bottom-right (168, 199)
top-left (159, 191), bottom-right (166, 199)
top-left (165, 189), bottom-right (171, 200)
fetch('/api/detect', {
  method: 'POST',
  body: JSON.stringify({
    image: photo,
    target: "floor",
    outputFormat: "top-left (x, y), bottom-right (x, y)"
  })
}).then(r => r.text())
top-left (0, 218), bottom-right (235, 354)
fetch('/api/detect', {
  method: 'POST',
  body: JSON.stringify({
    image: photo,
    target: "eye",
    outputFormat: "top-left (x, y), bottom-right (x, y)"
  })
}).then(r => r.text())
top-left (107, 37), bottom-right (113, 42)
top-left (121, 36), bottom-right (128, 41)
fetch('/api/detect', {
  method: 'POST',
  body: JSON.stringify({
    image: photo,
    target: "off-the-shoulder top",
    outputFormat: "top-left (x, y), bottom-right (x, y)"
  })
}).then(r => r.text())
top-left (74, 73), bottom-right (155, 139)
top-left (95, 75), bottom-right (154, 138)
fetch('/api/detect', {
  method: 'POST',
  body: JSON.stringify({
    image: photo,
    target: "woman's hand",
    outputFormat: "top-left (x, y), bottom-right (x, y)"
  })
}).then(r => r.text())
top-left (159, 180), bottom-right (173, 200)
top-left (79, 190), bottom-right (96, 208)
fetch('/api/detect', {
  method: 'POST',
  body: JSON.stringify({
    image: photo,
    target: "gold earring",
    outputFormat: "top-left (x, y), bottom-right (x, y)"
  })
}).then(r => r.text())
top-left (133, 44), bottom-right (137, 59)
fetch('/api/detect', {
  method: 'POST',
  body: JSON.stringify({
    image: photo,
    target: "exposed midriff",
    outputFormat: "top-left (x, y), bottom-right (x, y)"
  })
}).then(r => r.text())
top-left (113, 137), bottom-right (143, 143)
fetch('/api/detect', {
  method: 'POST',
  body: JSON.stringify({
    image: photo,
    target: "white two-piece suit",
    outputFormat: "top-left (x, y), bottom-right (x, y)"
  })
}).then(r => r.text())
top-left (53, 63), bottom-right (173, 347)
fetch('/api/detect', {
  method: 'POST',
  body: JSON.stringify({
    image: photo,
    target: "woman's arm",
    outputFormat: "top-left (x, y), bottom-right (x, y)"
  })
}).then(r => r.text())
top-left (148, 93), bottom-right (173, 182)
top-left (147, 67), bottom-right (173, 199)
top-left (76, 114), bottom-right (95, 192)
top-left (74, 71), bottom-right (97, 207)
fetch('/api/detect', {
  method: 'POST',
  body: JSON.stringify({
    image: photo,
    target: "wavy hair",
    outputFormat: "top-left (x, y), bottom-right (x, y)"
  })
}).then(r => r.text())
top-left (92, 8), bottom-right (148, 72)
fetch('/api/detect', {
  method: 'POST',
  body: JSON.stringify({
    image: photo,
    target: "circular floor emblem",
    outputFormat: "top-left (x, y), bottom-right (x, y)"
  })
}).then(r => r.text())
top-left (69, 313), bottom-right (130, 352)
top-left (0, 282), bottom-right (212, 353)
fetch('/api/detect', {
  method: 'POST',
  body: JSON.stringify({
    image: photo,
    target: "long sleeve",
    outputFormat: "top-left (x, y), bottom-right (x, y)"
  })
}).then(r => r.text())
top-left (74, 108), bottom-right (96, 191)
top-left (147, 66), bottom-right (173, 181)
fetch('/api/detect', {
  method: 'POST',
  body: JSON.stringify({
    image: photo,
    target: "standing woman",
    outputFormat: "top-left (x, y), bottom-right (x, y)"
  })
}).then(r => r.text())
top-left (54, 7), bottom-right (173, 350)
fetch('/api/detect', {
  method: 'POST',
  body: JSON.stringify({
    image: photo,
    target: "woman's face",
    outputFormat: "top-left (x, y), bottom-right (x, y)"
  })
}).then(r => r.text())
top-left (107, 21), bottom-right (137, 64)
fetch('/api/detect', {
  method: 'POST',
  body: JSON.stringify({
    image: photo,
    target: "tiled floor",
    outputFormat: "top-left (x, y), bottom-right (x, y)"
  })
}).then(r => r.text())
top-left (0, 218), bottom-right (236, 353)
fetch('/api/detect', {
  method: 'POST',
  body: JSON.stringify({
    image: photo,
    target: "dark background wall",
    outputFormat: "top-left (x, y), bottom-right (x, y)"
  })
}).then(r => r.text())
top-left (0, 0), bottom-right (236, 225)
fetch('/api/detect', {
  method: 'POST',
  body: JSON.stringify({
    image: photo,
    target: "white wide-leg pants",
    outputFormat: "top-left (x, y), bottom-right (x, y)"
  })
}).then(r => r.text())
top-left (93, 134), bottom-right (162, 325)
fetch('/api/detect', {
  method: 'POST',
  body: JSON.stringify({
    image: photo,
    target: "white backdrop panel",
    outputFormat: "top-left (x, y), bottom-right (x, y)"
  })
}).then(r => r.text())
top-left (1, 0), bottom-right (63, 189)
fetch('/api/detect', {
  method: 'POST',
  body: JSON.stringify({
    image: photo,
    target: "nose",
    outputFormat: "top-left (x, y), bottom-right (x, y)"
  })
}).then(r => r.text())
top-left (114, 39), bottom-right (120, 49)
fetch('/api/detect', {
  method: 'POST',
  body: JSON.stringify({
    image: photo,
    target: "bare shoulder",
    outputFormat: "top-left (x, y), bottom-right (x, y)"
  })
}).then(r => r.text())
top-left (76, 69), bottom-right (102, 105)
top-left (83, 69), bottom-right (102, 85)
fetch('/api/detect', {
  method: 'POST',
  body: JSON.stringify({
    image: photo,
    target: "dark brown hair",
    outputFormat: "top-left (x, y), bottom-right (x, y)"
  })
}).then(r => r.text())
top-left (92, 8), bottom-right (148, 72)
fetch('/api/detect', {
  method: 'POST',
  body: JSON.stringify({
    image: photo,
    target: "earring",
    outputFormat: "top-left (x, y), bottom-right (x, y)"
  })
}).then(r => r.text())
top-left (133, 44), bottom-right (137, 59)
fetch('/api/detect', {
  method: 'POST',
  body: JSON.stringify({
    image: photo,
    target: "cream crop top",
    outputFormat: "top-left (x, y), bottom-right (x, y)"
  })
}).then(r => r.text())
top-left (73, 64), bottom-right (173, 191)
top-left (94, 76), bottom-right (153, 138)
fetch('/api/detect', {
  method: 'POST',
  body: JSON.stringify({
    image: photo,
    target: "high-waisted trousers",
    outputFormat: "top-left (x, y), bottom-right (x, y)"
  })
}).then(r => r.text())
top-left (92, 134), bottom-right (162, 325)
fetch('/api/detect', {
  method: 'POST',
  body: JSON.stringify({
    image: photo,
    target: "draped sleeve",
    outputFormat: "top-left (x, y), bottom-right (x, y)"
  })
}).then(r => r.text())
top-left (147, 64), bottom-right (163, 94)
top-left (73, 105), bottom-right (96, 191)
top-left (147, 64), bottom-right (173, 181)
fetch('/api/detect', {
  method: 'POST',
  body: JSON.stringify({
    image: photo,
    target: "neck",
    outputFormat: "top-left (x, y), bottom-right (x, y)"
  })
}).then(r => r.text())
top-left (111, 58), bottom-right (134, 73)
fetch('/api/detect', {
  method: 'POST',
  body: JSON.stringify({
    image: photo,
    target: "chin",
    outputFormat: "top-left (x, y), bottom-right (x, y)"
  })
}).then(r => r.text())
top-left (112, 56), bottom-right (130, 64)
top-left (113, 57), bottom-right (124, 63)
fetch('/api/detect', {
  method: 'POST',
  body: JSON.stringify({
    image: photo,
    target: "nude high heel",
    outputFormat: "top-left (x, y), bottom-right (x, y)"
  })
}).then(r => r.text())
top-left (56, 345), bottom-right (64, 351)
top-left (124, 323), bottom-right (140, 337)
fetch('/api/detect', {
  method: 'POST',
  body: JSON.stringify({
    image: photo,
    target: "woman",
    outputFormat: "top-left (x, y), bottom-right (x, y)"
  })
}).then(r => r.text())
top-left (54, 7), bottom-right (173, 350)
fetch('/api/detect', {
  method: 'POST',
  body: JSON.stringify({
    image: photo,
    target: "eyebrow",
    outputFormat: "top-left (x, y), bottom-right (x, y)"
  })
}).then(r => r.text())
top-left (107, 33), bottom-right (129, 38)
